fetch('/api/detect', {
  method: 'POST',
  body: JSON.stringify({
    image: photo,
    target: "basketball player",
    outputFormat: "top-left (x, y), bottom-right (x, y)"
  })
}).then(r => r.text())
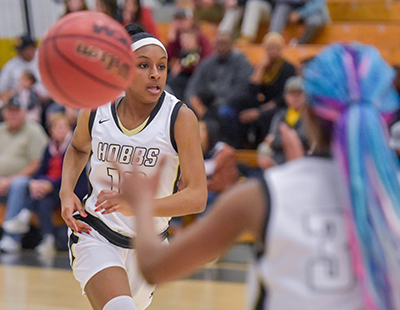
top-left (119, 44), bottom-right (400, 310)
top-left (59, 24), bottom-right (207, 310)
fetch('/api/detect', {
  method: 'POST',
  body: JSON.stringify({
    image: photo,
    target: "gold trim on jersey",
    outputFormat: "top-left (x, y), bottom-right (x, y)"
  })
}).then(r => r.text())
top-left (118, 115), bottom-right (150, 137)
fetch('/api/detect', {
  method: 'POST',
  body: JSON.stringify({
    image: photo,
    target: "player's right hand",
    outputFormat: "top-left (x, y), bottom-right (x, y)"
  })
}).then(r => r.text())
top-left (60, 191), bottom-right (91, 234)
top-left (114, 157), bottom-right (166, 215)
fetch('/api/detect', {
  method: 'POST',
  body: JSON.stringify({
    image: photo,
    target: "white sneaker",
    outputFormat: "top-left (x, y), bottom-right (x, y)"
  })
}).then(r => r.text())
top-left (0, 235), bottom-right (21, 254)
top-left (36, 234), bottom-right (56, 256)
top-left (3, 209), bottom-right (32, 234)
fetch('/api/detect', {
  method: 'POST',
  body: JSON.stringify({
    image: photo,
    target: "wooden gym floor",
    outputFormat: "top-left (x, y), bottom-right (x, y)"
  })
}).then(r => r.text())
top-left (0, 251), bottom-right (247, 310)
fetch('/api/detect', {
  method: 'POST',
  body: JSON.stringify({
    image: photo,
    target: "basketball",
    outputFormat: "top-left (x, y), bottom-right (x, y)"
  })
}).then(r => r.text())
top-left (38, 11), bottom-right (135, 109)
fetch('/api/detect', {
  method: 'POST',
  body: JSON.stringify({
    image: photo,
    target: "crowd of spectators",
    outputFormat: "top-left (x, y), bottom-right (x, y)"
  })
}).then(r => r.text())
top-left (0, 0), bottom-right (322, 253)
top-left (1, 0), bottom-right (399, 256)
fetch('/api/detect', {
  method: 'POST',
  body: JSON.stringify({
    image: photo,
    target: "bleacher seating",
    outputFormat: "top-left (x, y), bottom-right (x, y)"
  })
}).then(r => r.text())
top-left (328, 0), bottom-right (400, 22)
top-left (236, 44), bottom-right (400, 67)
top-left (158, 0), bottom-right (400, 66)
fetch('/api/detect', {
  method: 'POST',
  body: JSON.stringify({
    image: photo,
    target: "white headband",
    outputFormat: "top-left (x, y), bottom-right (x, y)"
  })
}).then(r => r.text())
top-left (131, 37), bottom-right (167, 57)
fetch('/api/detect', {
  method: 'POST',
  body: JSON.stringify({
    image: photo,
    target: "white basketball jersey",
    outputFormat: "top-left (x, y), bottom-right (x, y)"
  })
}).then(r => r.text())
top-left (85, 91), bottom-right (181, 237)
top-left (247, 157), bottom-right (363, 310)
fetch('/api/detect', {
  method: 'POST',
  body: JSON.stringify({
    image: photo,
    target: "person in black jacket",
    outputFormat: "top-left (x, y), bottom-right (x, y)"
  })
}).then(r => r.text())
top-left (232, 32), bottom-right (296, 148)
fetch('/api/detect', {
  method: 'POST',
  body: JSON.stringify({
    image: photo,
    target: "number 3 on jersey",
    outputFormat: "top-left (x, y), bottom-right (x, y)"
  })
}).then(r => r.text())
top-left (304, 209), bottom-right (356, 292)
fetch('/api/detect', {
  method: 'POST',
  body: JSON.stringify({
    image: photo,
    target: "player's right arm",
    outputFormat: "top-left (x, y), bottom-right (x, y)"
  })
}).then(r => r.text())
top-left (60, 109), bottom-right (92, 233)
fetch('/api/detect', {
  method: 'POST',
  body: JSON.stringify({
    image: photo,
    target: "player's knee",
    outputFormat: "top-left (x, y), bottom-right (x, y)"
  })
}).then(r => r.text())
top-left (103, 295), bottom-right (136, 310)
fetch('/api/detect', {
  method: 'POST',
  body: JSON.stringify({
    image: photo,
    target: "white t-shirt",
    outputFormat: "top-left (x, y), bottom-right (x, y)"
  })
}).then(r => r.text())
top-left (0, 53), bottom-right (47, 97)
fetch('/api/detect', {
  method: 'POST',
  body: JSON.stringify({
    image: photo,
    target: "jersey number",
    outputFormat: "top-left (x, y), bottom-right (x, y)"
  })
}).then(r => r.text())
top-left (106, 167), bottom-right (145, 193)
top-left (304, 210), bottom-right (356, 292)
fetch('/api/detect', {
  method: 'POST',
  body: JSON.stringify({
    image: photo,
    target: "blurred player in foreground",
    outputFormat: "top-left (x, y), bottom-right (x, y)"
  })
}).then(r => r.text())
top-left (119, 43), bottom-right (400, 310)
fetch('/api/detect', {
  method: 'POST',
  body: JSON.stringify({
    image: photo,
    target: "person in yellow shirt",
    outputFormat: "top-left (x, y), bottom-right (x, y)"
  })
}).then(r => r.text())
top-left (262, 76), bottom-right (310, 165)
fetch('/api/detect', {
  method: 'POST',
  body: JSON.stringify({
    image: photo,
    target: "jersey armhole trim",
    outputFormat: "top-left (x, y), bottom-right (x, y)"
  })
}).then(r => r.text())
top-left (88, 109), bottom-right (97, 137)
top-left (170, 101), bottom-right (184, 153)
top-left (255, 174), bottom-right (272, 259)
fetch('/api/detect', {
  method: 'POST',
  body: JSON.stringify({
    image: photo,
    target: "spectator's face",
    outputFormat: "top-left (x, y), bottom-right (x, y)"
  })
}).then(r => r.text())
top-left (215, 34), bottom-right (232, 59)
top-left (96, 0), bottom-right (112, 15)
top-left (265, 40), bottom-right (283, 63)
top-left (19, 45), bottom-right (36, 62)
top-left (3, 107), bottom-right (26, 132)
top-left (50, 118), bottom-right (71, 144)
top-left (285, 89), bottom-right (305, 111)
top-left (175, 17), bottom-right (193, 32)
top-left (201, 0), bottom-right (214, 7)
top-left (180, 32), bottom-right (198, 51)
top-left (67, 0), bottom-right (85, 12)
top-left (124, 0), bottom-right (138, 14)
top-left (20, 74), bottom-right (33, 89)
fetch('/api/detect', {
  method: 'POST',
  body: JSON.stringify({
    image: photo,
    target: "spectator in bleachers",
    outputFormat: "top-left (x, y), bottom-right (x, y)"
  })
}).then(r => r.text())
top-left (0, 97), bottom-right (48, 253)
top-left (269, 0), bottom-right (330, 45)
top-left (121, 0), bottom-right (160, 38)
top-left (62, 0), bottom-right (88, 15)
top-left (191, 0), bottom-right (225, 25)
top-left (166, 8), bottom-right (213, 99)
top-left (217, 0), bottom-right (245, 38)
top-left (95, 0), bottom-right (122, 22)
top-left (234, 32), bottom-right (296, 148)
top-left (166, 8), bottom-right (213, 54)
top-left (15, 71), bottom-right (41, 123)
top-left (0, 34), bottom-right (48, 106)
top-left (219, 0), bottom-right (272, 44)
top-left (190, 88), bottom-right (220, 122)
top-left (167, 28), bottom-right (210, 101)
top-left (263, 76), bottom-right (309, 164)
top-left (185, 32), bottom-right (253, 147)
top-left (199, 118), bottom-right (238, 211)
top-left (1, 114), bottom-right (88, 255)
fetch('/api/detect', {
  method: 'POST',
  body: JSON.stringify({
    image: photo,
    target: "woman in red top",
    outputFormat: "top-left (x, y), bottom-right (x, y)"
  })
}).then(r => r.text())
top-left (121, 0), bottom-right (160, 38)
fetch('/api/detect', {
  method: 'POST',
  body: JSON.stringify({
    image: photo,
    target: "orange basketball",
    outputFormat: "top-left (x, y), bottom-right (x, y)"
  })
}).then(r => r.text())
top-left (38, 11), bottom-right (135, 109)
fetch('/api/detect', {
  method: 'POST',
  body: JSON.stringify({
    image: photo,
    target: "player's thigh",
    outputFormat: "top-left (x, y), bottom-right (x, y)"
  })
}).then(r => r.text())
top-left (85, 266), bottom-right (132, 310)
top-left (125, 249), bottom-right (155, 310)
top-left (68, 228), bottom-right (130, 307)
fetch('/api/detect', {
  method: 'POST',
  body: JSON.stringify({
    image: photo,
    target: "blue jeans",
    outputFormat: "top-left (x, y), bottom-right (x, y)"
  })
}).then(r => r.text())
top-left (3, 176), bottom-right (30, 242)
top-left (27, 190), bottom-right (60, 236)
top-left (218, 105), bottom-right (240, 148)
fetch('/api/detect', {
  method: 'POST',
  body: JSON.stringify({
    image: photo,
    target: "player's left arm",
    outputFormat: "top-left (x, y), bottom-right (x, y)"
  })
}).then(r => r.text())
top-left (152, 105), bottom-right (207, 217)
